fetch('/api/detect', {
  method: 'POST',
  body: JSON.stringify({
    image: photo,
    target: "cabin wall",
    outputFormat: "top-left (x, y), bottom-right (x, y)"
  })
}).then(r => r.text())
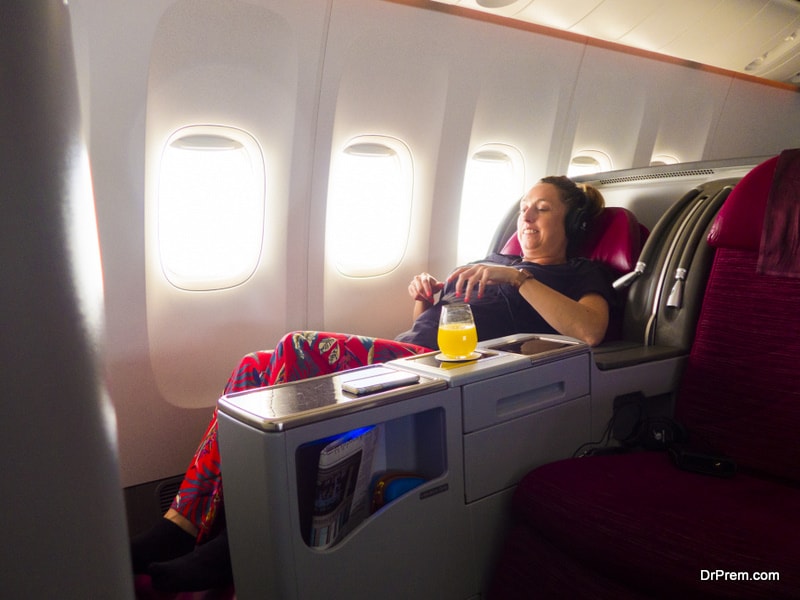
top-left (67, 0), bottom-right (800, 489)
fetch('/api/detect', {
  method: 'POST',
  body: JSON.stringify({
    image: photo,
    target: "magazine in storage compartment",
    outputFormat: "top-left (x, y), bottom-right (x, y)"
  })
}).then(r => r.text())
top-left (308, 425), bottom-right (380, 549)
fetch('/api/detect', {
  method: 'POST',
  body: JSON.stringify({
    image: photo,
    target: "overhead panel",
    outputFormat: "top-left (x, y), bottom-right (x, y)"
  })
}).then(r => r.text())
top-left (744, 9), bottom-right (800, 81)
top-left (514, 0), bottom-right (603, 29)
top-left (660, 1), bottom-right (771, 69)
top-left (429, 0), bottom-right (800, 85)
top-left (618, 0), bottom-right (705, 51)
top-left (569, 0), bottom-right (663, 42)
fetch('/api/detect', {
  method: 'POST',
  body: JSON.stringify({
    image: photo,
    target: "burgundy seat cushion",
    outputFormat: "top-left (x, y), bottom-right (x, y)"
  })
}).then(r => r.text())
top-left (674, 248), bottom-right (800, 481)
top-left (489, 519), bottom-right (652, 600)
top-left (500, 452), bottom-right (800, 599)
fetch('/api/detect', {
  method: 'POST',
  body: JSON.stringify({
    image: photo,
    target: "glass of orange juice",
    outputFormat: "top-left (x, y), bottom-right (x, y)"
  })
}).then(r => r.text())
top-left (438, 303), bottom-right (478, 360)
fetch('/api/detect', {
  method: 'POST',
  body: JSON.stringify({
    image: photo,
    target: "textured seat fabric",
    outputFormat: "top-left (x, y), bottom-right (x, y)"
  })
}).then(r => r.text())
top-left (684, 151), bottom-right (800, 482)
top-left (489, 152), bottom-right (800, 599)
top-left (495, 453), bottom-right (800, 599)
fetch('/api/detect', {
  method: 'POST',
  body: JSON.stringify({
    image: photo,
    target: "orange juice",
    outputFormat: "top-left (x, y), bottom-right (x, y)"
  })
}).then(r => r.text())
top-left (438, 323), bottom-right (478, 358)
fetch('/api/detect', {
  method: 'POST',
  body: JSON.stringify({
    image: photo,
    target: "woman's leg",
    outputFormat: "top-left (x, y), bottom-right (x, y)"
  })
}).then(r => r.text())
top-left (172, 332), bottom-right (430, 540)
top-left (170, 349), bottom-right (276, 543)
top-left (130, 350), bottom-right (274, 574)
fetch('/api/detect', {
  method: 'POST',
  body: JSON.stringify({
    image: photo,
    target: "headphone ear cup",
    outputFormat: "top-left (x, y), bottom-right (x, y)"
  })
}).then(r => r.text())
top-left (565, 205), bottom-right (588, 240)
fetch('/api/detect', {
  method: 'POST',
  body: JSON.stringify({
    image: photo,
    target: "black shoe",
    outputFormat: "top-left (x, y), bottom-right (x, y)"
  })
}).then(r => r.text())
top-left (148, 529), bottom-right (232, 592)
top-left (130, 518), bottom-right (196, 574)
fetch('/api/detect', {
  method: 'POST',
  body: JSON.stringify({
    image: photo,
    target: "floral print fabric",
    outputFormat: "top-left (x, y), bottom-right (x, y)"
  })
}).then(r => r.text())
top-left (171, 331), bottom-right (430, 541)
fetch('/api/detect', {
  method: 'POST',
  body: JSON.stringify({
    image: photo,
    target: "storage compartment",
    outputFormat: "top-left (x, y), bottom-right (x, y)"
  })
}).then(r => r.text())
top-left (219, 377), bottom-right (476, 600)
top-left (295, 407), bottom-right (447, 547)
top-left (462, 353), bottom-right (590, 433)
top-left (460, 345), bottom-right (592, 503)
top-left (464, 396), bottom-right (590, 502)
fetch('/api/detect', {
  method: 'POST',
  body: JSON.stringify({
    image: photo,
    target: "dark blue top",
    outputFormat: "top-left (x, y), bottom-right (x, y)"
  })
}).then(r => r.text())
top-left (394, 253), bottom-right (617, 350)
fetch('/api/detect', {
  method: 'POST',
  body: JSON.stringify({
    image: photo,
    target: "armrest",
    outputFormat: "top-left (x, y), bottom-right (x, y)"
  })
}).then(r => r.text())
top-left (592, 343), bottom-right (686, 371)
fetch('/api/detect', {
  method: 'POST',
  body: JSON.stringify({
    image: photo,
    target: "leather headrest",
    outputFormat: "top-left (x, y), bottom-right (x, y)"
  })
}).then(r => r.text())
top-left (500, 232), bottom-right (522, 256)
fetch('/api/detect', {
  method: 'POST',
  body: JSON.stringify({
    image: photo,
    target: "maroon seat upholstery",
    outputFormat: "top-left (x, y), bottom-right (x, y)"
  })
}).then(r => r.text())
top-left (489, 152), bottom-right (800, 599)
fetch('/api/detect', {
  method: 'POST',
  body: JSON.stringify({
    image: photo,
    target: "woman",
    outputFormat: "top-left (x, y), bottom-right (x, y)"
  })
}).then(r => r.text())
top-left (397, 175), bottom-right (610, 348)
top-left (132, 175), bottom-right (615, 592)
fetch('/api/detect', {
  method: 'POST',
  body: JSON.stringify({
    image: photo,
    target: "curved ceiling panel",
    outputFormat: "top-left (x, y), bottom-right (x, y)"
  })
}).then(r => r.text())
top-left (431, 0), bottom-right (800, 86)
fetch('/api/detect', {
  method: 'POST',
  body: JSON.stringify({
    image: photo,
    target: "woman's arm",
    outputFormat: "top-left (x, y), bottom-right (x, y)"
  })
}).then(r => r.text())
top-left (448, 264), bottom-right (609, 346)
top-left (517, 281), bottom-right (609, 347)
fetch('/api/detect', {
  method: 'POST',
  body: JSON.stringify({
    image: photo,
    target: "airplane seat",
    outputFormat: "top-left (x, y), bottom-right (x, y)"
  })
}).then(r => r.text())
top-left (494, 205), bottom-right (648, 342)
top-left (487, 151), bottom-right (800, 599)
top-left (590, 174), bottom-right (740, 370)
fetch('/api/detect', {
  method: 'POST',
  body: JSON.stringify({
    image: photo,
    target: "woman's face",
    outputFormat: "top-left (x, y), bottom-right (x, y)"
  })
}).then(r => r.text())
top-left (516, 182), bottom-right (569, 263)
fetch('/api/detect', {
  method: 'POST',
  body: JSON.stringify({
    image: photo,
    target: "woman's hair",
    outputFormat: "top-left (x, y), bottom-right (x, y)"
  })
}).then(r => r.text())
top-left (540, 175), bottom-right (605, 250)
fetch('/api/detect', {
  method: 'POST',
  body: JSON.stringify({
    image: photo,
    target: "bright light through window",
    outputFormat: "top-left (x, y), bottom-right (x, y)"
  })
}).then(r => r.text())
top-left (327, 137), bottom-right (413, 277)
top-left (457, 144), bottom-right (524, 264)
top-left (567, 149), bottom-right (612, 178)
top-left (158, 126), bottom-right (265, 290)
top-left (651, 154), bottom-right (680, 166)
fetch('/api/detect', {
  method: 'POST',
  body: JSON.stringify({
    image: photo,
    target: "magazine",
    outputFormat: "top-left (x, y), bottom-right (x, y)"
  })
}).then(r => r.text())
top-left (309, 425), bottom-right (380, 549)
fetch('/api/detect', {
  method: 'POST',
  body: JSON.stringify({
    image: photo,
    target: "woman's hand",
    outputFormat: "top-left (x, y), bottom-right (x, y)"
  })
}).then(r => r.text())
top-left (447, 264), bottom-right (523, 302)
top-left (408, 272), bottom-right (444, 321)
top-left (408, 272), bottom-right (444, 305)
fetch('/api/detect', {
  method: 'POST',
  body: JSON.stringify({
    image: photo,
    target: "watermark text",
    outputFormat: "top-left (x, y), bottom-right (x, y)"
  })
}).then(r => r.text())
top-left (701, 569), bottom-right (780, 582)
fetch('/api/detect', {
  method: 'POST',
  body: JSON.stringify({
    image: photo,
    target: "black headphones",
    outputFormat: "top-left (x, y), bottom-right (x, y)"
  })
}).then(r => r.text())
top-left (564, 198), bottom-right (589, 241)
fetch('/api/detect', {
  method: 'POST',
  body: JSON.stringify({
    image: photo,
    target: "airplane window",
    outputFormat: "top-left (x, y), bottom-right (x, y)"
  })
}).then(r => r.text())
top-left (157, 125), bottom-right (265, 291)
top-left (457, 144), bottom-right (525, 264)
top-left (327, 136), bottom-right (413, 277)
top-left (650, 154), bottom-right (680, 166)
top-left (567, 150), bottom-right (612, 178)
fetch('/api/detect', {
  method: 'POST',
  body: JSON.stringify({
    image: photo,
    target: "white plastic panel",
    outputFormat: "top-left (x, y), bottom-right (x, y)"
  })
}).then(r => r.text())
top-left (311, 0), bottom-right (455, 339)
top-left (144, 1), bottom-right (301, 408)
top-left (708, 77), bottom-right (800, 158)
top-left (617, 0), bottom-right (701, 51)
top-left (563, 44), bottom-right (733, 169)
top-left (515, 0), bottom-right (604, 29)
top-left (569, 0), bottom-right (663, 41)
top-left (72, 0), bottom-right (329, 486)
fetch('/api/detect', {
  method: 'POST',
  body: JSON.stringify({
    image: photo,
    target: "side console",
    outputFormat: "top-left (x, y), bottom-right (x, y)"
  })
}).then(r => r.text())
top-left (217, 334), bottom-right (590, 599)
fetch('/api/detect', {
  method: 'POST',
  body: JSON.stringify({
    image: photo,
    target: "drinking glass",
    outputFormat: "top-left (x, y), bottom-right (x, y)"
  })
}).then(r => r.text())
top-left (438, 303), bottom-right (478, 360)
